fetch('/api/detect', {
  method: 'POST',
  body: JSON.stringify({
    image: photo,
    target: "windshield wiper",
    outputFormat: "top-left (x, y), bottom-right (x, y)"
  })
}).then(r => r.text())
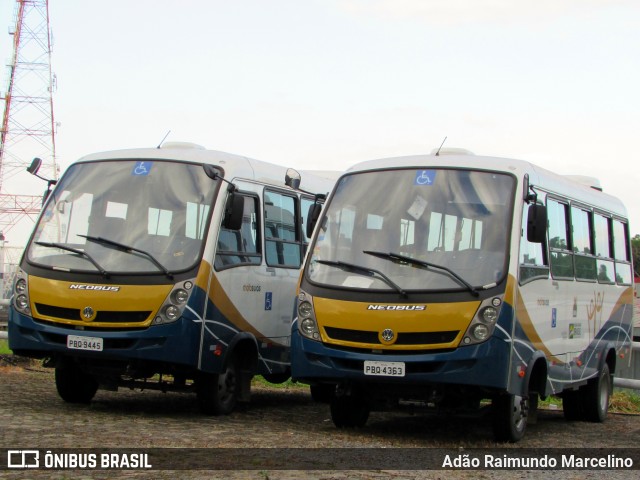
top-left (78, 235), bottom-right (174, 279)
top-left (316, 259), bottom-right (407, 298)
top-left (363, 250), bottom-right (480, 297)
top-left (35, 241), bottom-right (110, 278)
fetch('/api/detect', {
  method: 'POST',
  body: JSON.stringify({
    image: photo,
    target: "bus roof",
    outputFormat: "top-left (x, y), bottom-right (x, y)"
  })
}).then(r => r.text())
top-left (343, 153), bottom-right (628, 219)
top-left (73, 144), bottom-right (338, 194)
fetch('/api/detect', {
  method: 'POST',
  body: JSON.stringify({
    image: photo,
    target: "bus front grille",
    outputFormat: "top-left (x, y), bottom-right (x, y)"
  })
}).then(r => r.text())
top-left (35, 303), bottom-right (152, 324)
top-left (324, 326), bottom-right (459, 346)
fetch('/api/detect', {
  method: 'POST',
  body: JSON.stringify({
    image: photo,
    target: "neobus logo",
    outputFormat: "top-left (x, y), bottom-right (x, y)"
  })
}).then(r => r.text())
top-left (69, 284), bottom-right (120, 292)
top-left (367, 305), bottom-right (426, 311)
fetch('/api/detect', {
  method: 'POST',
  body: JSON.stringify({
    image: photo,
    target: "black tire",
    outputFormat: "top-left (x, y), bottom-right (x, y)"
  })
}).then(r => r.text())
top-left (310, 384), bottom-right (334, 403)
top-left (197, 356), bottom-right (238, 415)
top-left (584, 363), bottom-right (611, 423)
top-left (330, 393), bottom-right (369, 428)
top-left (492, 393), bottom-right (528, 443)
top-left (54, 362), bottom-right (99, 404)
top-left (562, 389), bottom-right (584, 421)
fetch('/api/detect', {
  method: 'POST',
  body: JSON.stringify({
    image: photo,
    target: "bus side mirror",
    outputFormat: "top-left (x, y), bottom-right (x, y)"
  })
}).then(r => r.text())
top-left (223, 193), bottom-right (244, 230)
top-left (285, 168), bottom-right (301, 190)
top-left (527, 204), bottom-right (547, 243)
top-left (306, 203), bottom-right (322, 238)
top-left (27, 157), bottom-right (43, 175)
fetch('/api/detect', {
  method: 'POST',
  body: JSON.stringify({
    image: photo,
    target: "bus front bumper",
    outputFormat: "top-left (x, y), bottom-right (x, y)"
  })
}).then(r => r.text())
top-left (291, 328), bottom-right (510, 391)
top-left (8, 308), bottom-right (200, 368)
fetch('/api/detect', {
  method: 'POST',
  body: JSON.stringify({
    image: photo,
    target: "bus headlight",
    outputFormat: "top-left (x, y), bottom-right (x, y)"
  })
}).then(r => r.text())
top-left (154, 279), bottom-right (196, 325)
top-left (480, 306), bottom-right (498, 324)
top-left (15, 278), bottom-right (27, 294)
top-left (472, 324), bottom-right (490, 341)
top-left (461, 295), bottom-right (504, 346)
top-left (13, 271), bottom-right (31, 314)
top-left (164, 305), bottom-right (181, 321)
top-left (16, 294), bottom-right (29, 310)
top-left (297, 291), bottom-right (320, 341)
top-left (300, 318), bottom-right (317, 336)
top-left (298, 301), bottom-right (313, 318)
top-left (171, 288), bottom-right (189, 305)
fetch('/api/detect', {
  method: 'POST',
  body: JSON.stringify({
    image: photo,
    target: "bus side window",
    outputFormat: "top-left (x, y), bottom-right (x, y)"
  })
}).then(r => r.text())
top-left (215, 194), bottom-right (261, 269)
top-left (519, 204), bottom-right (549, 283)
top-left (594, 213), bottom-right (614, 284)
top-left (301, 196), bottom-right (315, 257)
top-left (571, 206), bottom-right (597, 282)
top-left (264, 190), bottom-right (301, 268)
top-left (547, 198), bottom-right (573, 279)
top-left (613, 219), bottom-right (632, 285)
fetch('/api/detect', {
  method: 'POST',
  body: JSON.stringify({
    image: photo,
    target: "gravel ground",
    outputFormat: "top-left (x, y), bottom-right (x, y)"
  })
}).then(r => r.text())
top-left (1, 359), bottom-right (639, 479)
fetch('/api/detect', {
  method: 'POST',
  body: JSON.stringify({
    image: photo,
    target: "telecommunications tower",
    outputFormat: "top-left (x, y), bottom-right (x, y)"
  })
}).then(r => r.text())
top-left (0, 0), bottom-right (58, 301)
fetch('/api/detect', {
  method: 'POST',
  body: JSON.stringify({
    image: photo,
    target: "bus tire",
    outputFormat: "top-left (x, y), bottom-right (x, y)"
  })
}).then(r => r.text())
top-left (197, 356), bottom-right (238, 415)
top-left (54, 362), bottom-right (98, 404)
top-left (584, 363), bottom-right (611, 423)
top-left (492, 393), bottom-right (528, 442)
top-left (330, 393), bottom-right (369, 428)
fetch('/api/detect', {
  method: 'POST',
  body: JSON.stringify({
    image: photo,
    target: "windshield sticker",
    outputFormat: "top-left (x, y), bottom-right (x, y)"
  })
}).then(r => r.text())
top-left (132, 161), bottom-right (152, 176)
top-left (414, 170), bottom-right (436, 185)
top-left (342, 276), bottom-right (375, 288)
top-left (407, 195), bottom-right (428, 220)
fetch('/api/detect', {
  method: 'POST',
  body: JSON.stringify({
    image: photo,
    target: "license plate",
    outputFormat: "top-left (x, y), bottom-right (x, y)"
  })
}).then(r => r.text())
top-left (364, 361), bottom-right (405, 377)
top-left (67, 335), bottom-right (103, 352)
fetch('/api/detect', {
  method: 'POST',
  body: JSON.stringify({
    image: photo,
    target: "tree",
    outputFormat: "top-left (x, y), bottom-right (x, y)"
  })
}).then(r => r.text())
top-left (632, 234), bottom-right (640, 276)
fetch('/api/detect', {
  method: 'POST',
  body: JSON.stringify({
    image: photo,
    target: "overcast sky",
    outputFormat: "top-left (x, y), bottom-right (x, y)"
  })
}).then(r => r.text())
top-left (1, 0), bottom-right (639, 246)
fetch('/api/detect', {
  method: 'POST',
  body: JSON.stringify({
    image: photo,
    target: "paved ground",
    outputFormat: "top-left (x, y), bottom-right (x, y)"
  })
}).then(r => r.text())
top-left (0, 361), bottom-right (639, 479)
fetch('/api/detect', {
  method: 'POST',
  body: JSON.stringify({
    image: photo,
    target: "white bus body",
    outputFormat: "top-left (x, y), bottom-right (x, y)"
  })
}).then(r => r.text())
top-left (9, 143), bottom-right (337, 414)
top-left (292, 151), bottom-right (634, 441)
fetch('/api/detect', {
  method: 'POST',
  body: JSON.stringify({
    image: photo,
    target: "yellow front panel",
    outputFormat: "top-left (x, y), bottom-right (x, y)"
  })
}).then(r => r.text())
top-left (29, 276), bottom-right (173, 328)
top-left (314, 297), bottom-right (481, 350)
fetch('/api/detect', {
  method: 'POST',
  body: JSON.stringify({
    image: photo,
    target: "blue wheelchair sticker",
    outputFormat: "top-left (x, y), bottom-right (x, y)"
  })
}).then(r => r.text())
top-left (414, 170), bottom-right (436, 185)
top-left (132, 161), bottom-right (152, 176)
top-left (265, 292), bottom-right (272, 311)
top-left (551, 308), bottom-right (557, 328)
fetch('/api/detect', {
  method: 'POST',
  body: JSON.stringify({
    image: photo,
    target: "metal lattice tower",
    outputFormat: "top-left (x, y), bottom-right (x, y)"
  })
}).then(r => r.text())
top-left (0, 0), bottom-right (58, 241)
top-left (0, 0), bottom-right (58, 302)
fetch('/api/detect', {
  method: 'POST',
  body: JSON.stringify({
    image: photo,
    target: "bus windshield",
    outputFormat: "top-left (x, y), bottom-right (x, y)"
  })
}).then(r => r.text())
top-left (27, 160), bottom-right (218, 274)
top-left (307, 168), bottom-right (516, 292)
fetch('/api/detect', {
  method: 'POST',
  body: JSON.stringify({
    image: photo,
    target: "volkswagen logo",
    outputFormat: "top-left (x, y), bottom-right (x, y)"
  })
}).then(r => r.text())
top-left (82, 306), bottom-right (95, 320)
top-left (381, 328), bottom-right (395, 342)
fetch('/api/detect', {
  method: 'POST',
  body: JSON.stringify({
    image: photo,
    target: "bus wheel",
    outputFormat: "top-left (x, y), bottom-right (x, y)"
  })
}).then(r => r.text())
top-left (197, 356), bottom-right (238, 415)
top-left (54, 361), bottom-right (98, 404)
top-left (584, 363), bottom-right (611, 423)
top-left (492, 393), bottom-right (528, 442)
top-left (330, 391), bottom-right (369, 428)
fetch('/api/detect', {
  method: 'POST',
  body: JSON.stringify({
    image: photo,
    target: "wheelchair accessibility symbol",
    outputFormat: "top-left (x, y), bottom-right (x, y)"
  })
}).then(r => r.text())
top-left (132, 161), bottom-right (152, 176)
top-left (414, 170), bottom-right (436, 185)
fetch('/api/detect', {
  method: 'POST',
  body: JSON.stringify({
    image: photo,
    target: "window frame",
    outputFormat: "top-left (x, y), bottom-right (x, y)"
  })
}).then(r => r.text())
top-left (547, 197), bottom-right (574, 280)
top-left (518, 200), bottom-right (550, 285)
top-left (214, 192), bottom-right (262, 271)
top-left (263, 188), bottom-right (303, 268)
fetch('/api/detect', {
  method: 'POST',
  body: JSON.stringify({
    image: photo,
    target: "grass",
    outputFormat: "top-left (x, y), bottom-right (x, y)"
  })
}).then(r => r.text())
top-left (538, 390), bottom-right (640, 415)
top-left (610, 390), bottom-right (640, 414)
top-left (0, 339), bottom-right (11, 355)
top-left (252, 375), bottom-right (307, 390)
